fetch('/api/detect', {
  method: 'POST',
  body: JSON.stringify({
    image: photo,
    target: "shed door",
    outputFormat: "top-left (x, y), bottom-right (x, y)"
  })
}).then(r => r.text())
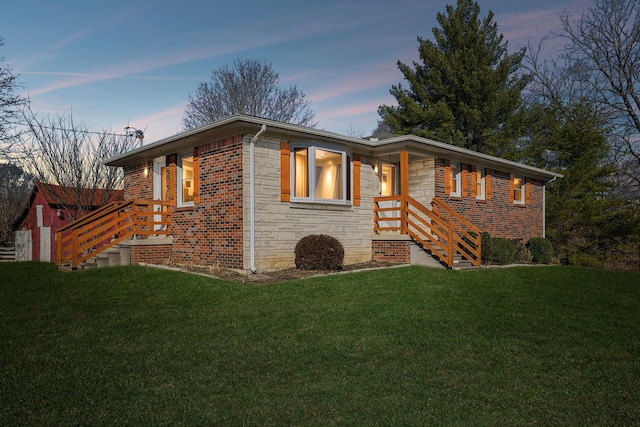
top-left (40, 226), bottom-right (51, 262)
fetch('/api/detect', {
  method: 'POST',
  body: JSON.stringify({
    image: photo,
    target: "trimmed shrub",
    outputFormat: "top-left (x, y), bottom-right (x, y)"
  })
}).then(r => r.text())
top-left (513, 239), bottom-right (533, 264)
top-left (294, 234), bottom-right (344, 270)
top-left (481, 232), bottom-right (493, 264)
top-left (527, 237), bottom-right (553, 264)
top-left (491, 237), bottom-right (515, 265)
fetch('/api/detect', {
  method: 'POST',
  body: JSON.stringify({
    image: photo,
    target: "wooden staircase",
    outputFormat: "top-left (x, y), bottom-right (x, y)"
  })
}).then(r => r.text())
top-left (374, 196), bottom-right (481, 269)
top-left (56, 199), bottom-right (171, 270)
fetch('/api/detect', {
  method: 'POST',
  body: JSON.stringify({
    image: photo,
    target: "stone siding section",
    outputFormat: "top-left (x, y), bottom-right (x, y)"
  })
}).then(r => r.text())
top-left (372, 240), bottom-right (411, 264)
top-left (244, 137), bottom-right (378, 271)
top-left (434, 158), bottom-right (545, 240)
top-left (408, 158), bottom-right (435, 205)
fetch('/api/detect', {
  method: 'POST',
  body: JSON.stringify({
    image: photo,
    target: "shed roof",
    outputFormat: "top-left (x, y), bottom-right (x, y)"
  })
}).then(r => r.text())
top-left (11, 182), bottom-right (124, 230)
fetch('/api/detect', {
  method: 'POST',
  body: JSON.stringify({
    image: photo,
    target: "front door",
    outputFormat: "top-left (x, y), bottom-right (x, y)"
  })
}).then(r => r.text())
top-left (153, 156), bottom-right (167, 231)
top-left (378, 164), bottom-right (400, 230)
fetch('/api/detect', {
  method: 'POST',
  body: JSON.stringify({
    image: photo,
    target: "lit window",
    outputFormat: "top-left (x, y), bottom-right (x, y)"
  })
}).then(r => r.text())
top-left (513, 175), bottom-right (525, 204)
top-left (178, 154), bottom-right (194, 206)
top-left (380, 164), bottom-right (397, 197)
top-left (474, 168), bottom-right (485, 199)
top-left (450, 163), bottom-right (461, 197)
top-left (292, 146), bottom-right (350, 203)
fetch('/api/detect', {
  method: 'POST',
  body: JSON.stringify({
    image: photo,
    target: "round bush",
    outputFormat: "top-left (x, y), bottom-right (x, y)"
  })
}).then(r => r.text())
top-left (294, 234), bottom-right (344, 270)
top-left (491, 237), bottom-right (515, 265)
top-left (527, 237), bottom-right (553, 264)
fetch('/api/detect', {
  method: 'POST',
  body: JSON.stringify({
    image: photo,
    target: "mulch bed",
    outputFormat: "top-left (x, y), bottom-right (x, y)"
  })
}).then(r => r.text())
top-left (167, 260), bottom-right (400, 283)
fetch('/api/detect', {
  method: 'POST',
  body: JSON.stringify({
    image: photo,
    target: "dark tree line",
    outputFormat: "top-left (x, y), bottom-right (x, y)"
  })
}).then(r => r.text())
top-left (378, 0), bottom-right (640, 269)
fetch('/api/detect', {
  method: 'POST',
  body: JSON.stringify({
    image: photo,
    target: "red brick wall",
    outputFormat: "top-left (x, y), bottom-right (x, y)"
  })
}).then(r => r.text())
top-left (123, 135), bottom-right (245, 269)
top-left (123, 161), bottom-right (154, 200)
top-left (170, 135), bottom-right (244, 268)
top-left (372, 240), bottom-right (411, 264)
top-left (434, 158), bottom-right (544, 240)
top-left (131, 244), bottom-right (172, 265)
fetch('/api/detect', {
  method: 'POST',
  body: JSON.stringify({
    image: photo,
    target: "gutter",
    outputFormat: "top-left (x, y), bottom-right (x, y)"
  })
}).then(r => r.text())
top-left (542, 176), bottom-right (558, 238)
top-left (250, 124), bottom-right (267, 274)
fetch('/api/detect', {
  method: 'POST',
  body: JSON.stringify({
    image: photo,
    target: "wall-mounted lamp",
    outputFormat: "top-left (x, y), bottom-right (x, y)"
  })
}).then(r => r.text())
top-left (143, 167), bottom-right (149, 177)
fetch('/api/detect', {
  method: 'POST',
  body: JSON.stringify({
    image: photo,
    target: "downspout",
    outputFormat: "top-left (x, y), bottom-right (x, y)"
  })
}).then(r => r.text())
top-left (542, 176), bottom-right (557, 238)
top-left (250, 124), bottom-right (267, 274)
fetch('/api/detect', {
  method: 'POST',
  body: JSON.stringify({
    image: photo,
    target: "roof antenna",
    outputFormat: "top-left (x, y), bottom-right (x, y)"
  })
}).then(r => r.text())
top-left (124, 127), bottom-right (144, 148)
top-left (541, 149), bottom-right (559, 169)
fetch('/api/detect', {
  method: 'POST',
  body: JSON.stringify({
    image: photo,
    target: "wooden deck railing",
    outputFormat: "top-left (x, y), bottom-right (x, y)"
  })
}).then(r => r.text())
top-left (56, 199), bottom-right (171, 268)
top-left (374, 196), bottom-right (481, 267)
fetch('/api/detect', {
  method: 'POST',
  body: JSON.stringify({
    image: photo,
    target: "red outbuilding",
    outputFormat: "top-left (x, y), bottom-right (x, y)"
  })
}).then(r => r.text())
top-left (12, 182), bottom-right (123, 262)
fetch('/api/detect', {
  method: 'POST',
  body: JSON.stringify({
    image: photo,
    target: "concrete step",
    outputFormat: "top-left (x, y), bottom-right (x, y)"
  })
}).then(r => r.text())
top-left (58, 244), bottom-right (130, 271)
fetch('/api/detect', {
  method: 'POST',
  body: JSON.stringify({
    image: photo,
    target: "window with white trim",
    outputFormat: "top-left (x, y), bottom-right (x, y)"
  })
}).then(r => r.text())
top-left (449, 163), bottom-right (462, 197)
top-left (292, 146), bottom-right (350, 204)
top-left (177, 154), bottom-right (195, 206)
top-left (512, 175), bottom-right (525, 204)
top-left (474, 167), bottom-right (486, 199)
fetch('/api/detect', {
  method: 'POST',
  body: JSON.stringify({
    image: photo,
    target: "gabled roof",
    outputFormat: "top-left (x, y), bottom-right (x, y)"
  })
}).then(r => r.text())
top-left (105, 114), bottom-right (563, 181)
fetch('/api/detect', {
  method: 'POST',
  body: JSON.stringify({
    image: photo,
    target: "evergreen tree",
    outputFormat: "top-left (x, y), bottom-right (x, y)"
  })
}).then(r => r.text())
top-left (378, 0), bottom-right (529, 156)
top-left (522, 100), bottom-right (620, 265)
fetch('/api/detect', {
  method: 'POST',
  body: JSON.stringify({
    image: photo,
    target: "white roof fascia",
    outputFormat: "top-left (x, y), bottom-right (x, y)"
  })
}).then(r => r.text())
top-left (104, 115), bottom-right (562, 180)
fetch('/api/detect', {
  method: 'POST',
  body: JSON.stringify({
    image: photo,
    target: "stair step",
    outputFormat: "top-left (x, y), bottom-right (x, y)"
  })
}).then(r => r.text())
top-left (58, 243), bottom-right (131, 271)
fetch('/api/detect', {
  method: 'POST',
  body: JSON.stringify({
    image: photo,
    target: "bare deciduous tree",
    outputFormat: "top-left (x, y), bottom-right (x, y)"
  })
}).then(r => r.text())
top-left (182, 59), bottom-right (316, 130)
top-left (13, 106), bottom-right (139, 221)
top-left (559, 0), bottom-right (640, 195)
top-left (0, 37), bottom-right (25, 158)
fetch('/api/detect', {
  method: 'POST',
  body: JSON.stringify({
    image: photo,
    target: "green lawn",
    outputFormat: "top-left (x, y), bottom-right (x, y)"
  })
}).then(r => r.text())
top-left (1, 263), bottom-right (639, 426)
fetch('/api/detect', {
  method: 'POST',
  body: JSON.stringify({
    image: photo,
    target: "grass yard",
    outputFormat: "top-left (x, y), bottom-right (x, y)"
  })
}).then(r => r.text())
top-left (1, 262), bottom-right (639, 426)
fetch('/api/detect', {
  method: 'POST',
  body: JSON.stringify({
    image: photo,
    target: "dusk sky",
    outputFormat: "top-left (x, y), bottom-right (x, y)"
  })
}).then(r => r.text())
top-left (2, 0), bottom-right (591, 144)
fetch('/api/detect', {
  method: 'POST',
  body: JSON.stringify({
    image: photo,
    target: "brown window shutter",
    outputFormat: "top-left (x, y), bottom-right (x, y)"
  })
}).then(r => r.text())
top-left (525, 178), bottom-right (531, 205)
top-left (509, 173), bottom-right (515, 203)
top-left (280, 142), bottom-right (291, 202)
top-left (471, 166), bottom-right (477, 198)
top-left (461, 163), bottom-right (468, 197)
top-left (353, 155), bottom-right (361, 206)
top-left (486, 169), bottom-right (492, 200)
top-left (192, 146), bottom-right (200, 204)
top-left (444, 159), bottom-right (451, 194)
top-left (169, 163), bottom-right (177, 206)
